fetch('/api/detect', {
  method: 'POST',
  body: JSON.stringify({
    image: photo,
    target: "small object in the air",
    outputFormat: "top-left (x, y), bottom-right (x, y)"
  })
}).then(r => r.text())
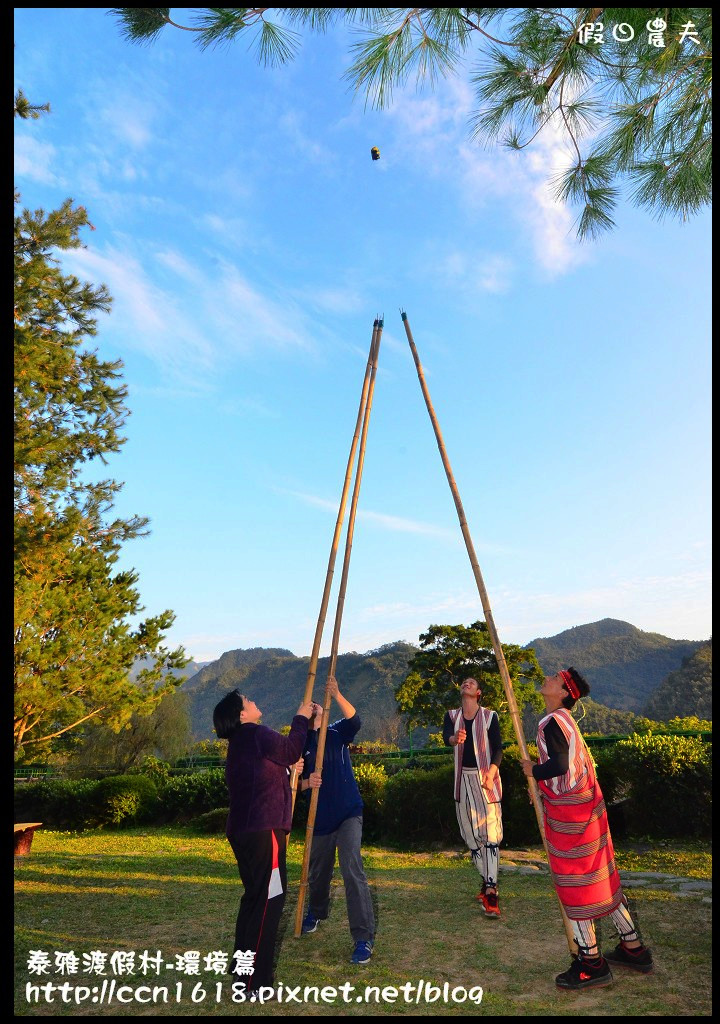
top-left (371, 146), bottom-right (380, 161)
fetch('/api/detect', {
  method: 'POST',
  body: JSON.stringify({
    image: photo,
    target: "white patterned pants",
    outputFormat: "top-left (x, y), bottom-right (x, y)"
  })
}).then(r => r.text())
top-left (572, 900), bottom-right (639, 956)
top-left (456, 768), bottom-right (503, 888)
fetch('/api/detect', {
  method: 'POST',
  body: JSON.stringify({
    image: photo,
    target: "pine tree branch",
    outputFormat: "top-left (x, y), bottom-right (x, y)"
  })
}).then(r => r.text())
top-left (541, 8), bottom-right (605, 94)
top-left (505, 105), bottom-right (562, 150)
top-left (458, 10), bottom-right (520, 47)
top-left (19, 706), bottom-right (112, 746)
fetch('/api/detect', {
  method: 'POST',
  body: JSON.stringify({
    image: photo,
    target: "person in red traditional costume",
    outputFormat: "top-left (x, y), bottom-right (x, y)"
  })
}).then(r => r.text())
top-left (443, 676), bottom-right (503, 917)
top-left (521, 667), bottom-right (654, 989)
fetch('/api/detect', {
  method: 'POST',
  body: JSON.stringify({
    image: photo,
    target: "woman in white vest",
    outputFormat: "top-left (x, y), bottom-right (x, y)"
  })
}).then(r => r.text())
top-left (442, 676), bottom-right (503, 917)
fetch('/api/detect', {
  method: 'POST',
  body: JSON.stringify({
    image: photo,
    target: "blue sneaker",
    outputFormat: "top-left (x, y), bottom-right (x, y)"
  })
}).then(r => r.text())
top-left (301, 911), bottom-right (320, 934)
top-left (351, 940), bottom-right (373, 965)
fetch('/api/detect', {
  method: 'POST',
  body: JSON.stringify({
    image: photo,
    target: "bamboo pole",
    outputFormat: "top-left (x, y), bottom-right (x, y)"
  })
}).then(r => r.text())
top-left (288, 320), bottom-right (380, 823)
top-left (400, 310), bottom-right (576, 954)
top-left (294, 318), bottom-right (384, 937)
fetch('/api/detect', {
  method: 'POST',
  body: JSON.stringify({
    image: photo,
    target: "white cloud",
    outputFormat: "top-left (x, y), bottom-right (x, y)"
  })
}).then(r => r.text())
top-left (60, 240), bottom-right (321, 383)
top-left (387, 76), bottom-right (589, 277)
top-left (155, 248), bottom-right (199, 280)
top-left (284, 489), bottom-right (460, 540)
top-left (456, 129), bottom-right (586, 277)
top-left (179, 631), bottom-right (298, 663)
top-left (360, 507), bottom-right (460, 539)
top-left (297, 285), bottom-right (366, 315)
top-left (324, 567), bottom-right (712, 654)
top-left (492, 569), bottom-right (712, 643)
top-left (282, 490), bottom-right (517, 553)
top-left (217, 395), bottom-right (280, 419)
top-left (94, 91), bottom-right (157, 150)
top-left (437, 247), bottom-right (514, 294)
top-left (14, 135), bottom-right (58, 184)
top-left (360, 593), bottom-right (479, 620)
top-left (203, 213), bottom-right (251, 247)
top-left (217, 262), bottom-right (314, 353)
top-left (177, 565), bottom-right (710, 661)
top-left (523, 121), bottom-right (590, 275)
top-left (279, 111), bottom-right (336, 167)
top-left (62, 244), bottom-right (215, 381)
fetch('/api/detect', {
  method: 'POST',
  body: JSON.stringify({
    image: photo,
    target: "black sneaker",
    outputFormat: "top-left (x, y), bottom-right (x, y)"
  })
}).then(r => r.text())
top-left (556, 955), bottom-right (613, 990)
top-left (603, 942), bottom-right (654, 974)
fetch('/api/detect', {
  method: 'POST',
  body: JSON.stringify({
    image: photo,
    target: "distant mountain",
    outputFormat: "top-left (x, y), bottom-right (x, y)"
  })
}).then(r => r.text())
top-left (184, 642), bottom-right (419, 743)
top-left (643, 641), bottom-right (712, 720)
top-left (184, 647), bottom-right (296, 692)
top-left (525, 618), bottom-right (705, 712)
top-left (181, 620), bottom-right (709, 742)
top-left (129, 657), bottom-right (209, 684)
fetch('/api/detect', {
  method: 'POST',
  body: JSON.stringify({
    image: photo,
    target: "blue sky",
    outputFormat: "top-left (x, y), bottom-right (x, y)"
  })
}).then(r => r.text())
top-left (14, 9), bottom-right (711, 664)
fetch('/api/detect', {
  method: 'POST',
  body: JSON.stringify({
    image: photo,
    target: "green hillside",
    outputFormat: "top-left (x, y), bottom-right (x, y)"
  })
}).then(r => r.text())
top-left (184, 642), bottom-right (419, 743)
top-left (525, 618), bottom-right (704, 712)
top-left (182, 620), bottom-right (710, 743)
top-left (643, 641), bottom-right (712, 720)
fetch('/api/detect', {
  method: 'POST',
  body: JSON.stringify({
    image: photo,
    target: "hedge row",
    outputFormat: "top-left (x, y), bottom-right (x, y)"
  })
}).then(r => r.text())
top-left (14, 733), bottom-right (711, 841)
top-left (13, 770), bottom-right (228, 830)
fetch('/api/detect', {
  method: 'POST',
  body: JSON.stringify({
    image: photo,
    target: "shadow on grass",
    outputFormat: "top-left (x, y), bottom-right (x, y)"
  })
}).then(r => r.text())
top-left (14, 830), bottom-right (712, 1017)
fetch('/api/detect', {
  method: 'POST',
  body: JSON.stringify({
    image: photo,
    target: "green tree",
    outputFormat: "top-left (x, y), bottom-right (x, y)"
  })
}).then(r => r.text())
top-left (395, 621), bottom-right (543, 740)
top-left (186, 738), bottom-right (230, 759)
top-left (110, 7), bottom-right (712, 238)
top-left (14, 97), bottom-right (187, 756)
top-left (666, 715), bottom-right (712, 731)
top-left (72, 693), bottom-right (193, 774)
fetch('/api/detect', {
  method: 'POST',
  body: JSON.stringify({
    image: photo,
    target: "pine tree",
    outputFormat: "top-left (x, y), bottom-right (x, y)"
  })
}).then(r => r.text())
top-left (109, 7), bottom-right (712, 238)
top-left (14, 99), bottom-right (187, 757)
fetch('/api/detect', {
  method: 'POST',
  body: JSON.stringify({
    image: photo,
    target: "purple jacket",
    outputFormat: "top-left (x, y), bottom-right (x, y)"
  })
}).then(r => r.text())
top-left (225, 715), bottom-right (308, 836)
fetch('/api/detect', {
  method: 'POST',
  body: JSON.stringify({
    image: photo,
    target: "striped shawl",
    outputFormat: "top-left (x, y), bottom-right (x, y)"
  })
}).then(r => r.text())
top-left (449, 706), bottom-right (502, 804)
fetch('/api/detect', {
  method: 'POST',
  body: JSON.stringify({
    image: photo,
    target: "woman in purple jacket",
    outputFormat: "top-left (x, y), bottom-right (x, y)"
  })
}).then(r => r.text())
top-left (213, 690), bottom-right (315, 992)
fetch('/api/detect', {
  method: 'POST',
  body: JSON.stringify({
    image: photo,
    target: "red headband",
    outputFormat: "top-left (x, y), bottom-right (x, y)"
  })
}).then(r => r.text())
top-left (559, 669), bottom-right (580, 700)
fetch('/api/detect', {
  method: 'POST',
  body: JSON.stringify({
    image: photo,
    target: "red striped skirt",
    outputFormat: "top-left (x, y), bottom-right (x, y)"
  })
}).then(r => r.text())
top-left (540, 779), bottom-right (623, 921)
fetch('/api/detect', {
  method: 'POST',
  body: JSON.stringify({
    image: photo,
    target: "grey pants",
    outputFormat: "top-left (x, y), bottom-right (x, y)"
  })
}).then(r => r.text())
top-left (308, 815), bottom-right (375, 942)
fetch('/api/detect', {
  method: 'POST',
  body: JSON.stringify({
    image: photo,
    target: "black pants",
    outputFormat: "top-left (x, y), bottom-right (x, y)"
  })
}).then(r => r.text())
top-left (227, 828), bottom-right (287, 990)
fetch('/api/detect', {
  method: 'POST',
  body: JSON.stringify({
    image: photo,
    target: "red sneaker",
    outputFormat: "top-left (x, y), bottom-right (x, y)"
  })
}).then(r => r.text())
top-left (483, 891), bottom-right (500, 918)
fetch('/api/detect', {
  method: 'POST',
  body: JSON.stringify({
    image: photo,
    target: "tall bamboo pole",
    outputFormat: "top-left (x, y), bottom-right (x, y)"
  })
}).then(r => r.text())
top-left (400, 310), bottom-right (576, 954)
top-left (294, 318), bottom-right (383, 937)
top-left (288, 320), bottom-right (380, 822)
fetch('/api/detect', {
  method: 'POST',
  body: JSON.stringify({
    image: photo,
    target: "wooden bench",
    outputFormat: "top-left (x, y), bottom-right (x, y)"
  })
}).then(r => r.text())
top-left (14, 822), bottom-right (42, 857)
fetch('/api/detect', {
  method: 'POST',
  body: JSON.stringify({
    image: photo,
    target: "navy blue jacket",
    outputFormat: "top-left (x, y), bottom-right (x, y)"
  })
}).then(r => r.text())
top-left (225, 715), bottom-right (308, 836)
top-left (302, 715), bottom-right (363, 835)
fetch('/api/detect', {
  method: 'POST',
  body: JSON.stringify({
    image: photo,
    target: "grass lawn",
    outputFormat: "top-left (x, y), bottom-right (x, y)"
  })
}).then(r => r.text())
top-left (15, 828), bottom-right (711, 1017)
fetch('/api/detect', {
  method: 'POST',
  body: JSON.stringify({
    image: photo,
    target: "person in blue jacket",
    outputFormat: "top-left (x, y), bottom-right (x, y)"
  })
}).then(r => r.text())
top-left (300, 675), bottom-right (376, 965)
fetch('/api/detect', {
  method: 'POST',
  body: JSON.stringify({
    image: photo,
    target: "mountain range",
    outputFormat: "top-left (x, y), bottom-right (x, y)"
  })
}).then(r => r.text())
top-left (525, 618), bottom-right (704, 711)
top-left (177, 619), bottom-right (710, 742)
